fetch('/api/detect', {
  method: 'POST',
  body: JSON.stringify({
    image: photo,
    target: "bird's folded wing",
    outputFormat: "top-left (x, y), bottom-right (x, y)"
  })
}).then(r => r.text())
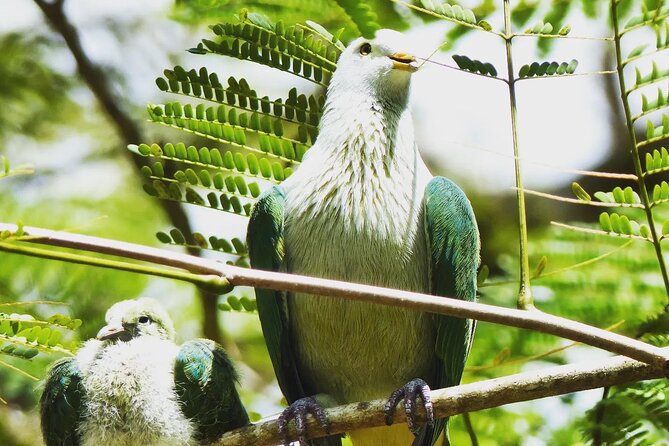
top-left (247, 186), bottom-right (307, 403)
top-left (174, 339), bottom-right (250, 442)
top-left (423, 176), bottom-right (480, 445)
top-left (40, 358), bottom-right (84, 446)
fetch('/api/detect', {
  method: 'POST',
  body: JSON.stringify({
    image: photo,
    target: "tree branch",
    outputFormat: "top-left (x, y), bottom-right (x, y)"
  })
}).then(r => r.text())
top-left (215, 351), bottom-right (667, 445)
top-left (1, 223), bottom-right (668, 371)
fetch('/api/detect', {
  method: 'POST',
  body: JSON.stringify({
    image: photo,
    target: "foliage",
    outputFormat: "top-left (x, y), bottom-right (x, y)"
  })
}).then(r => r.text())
top-left (0, 160), bottom-right (79, 401)
top-left (579, 379), bottom-right (669, 445)
top-left (0, 34), bottom-right (80, 142)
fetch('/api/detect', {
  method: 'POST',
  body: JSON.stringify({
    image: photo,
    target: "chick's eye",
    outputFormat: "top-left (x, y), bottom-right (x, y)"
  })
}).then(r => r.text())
top-left (359, 42), bottom-right (372, 55)
top-left (138, 316), bottom-right (151, 324)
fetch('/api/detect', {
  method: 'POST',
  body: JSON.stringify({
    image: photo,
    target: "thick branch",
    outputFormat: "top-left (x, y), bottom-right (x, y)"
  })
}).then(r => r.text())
top-left (216, 352), bottom-right (667, 445)
top-left (1, 223), bottom-right (668, 371)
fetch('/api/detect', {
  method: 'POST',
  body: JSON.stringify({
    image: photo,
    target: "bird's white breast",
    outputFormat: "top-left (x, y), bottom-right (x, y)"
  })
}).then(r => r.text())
top-left (76, 337), bottom-right (195, 446)
top-left (282, 104), bottom-right (435, 403)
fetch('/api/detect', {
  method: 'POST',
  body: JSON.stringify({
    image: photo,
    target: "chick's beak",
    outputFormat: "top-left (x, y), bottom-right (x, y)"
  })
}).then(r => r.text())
top-left (389, 52), bottom-right (419, 73)
top-left (96, 323), bottom-right (128, 341)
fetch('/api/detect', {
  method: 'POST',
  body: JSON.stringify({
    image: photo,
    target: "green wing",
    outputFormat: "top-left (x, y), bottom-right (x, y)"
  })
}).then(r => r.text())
top-left (423, 177), bottom-right (480, 446)
top-left (40, 358), bottom-right (84, 446)
top-left (174, 339), bottom-right (249, 442)
top-left (247, 186), bottom-right (306, 403)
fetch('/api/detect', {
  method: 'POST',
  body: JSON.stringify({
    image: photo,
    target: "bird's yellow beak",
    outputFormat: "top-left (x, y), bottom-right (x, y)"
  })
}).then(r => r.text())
top-left (389, 53), bottom-right (419, 73)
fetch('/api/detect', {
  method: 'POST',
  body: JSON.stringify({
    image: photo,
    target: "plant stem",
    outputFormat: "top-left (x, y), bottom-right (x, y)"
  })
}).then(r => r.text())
top-left (611, 0), bottom-right (669, 308)
top-left (215, 351), bottom-right (667, 446)
top-left (592, 386), bottom-right (611, 446)
top-left (503, 0), bottom-right (533, 309)
top-left (0, 242), bottom-right (231, 294)
top-left (462, 412), bottom-right (479, 446)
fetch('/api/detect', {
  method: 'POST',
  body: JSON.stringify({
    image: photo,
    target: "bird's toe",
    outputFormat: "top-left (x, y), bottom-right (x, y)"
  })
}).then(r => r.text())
top-left (384, 378), bottom-right (434, 435)
top-left (277, 396), bottom-right (330, 445)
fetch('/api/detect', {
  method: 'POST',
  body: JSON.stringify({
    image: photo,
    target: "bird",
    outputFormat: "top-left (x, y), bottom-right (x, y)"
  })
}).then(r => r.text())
top-left (247, 29), bottom-right (480, 446)
top-left (39, 297), bottom-right (249, 446)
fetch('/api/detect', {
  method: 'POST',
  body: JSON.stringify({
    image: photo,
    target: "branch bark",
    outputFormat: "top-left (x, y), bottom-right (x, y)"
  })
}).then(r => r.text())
top-left (32, 0), bottom-right (222, 342)
top-left (215, 351), bottom-right (667, 445)
top-left (1, 223), bottom-right (668, 371)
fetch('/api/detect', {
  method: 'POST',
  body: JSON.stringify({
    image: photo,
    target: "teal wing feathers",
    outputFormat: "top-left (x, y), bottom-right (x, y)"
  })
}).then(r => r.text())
top-left (420, 176), bottom-right (480, 446)
top-left (248, 187), bottom-right (341, 446)
top-left (247, 186), bottom-right (306, 403)
top-left (174, 339), bottom-right (250, 442)
top-left (40, 358), bottom-right (84, 446)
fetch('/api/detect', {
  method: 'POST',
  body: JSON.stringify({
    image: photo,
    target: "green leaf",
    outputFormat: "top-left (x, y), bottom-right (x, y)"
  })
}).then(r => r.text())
top-left (599, 212), bottom-right (612, 232)
top-left (571, 182), bottom-right (591, 201)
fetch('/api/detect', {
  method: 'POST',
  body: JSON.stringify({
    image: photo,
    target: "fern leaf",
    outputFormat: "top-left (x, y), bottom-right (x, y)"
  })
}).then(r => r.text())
top-left (452, 54), bottom-right (498, 77)
top-left (157, 69), bottom-right (324, 129)
top-left (218, 294), bottom-right (257, 312)
top-left (131, 143), bottom-right (293, 183)
top-left (518, 59), bottom-right (577, 78)
top-left (146, 103), bottom-right (309, 162)
top-left (189, 15), bottom-right (343, 86)
top-left (332, 0), bottom-right (380, 38)
top-left (156, 228), bottom-right (248, 257)
top-left (143, 179), bottom-right (254, 218)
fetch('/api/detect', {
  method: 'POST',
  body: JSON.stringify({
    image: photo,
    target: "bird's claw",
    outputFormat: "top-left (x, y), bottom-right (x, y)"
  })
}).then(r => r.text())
top-left (278, 396), bottom-right (330, 445)
top-left (384, 378), bottom-right (434, 435)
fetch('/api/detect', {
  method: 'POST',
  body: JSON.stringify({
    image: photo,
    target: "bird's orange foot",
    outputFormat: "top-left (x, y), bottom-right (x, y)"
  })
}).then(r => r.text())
top-left (384, 378), bottom-right (434, 435)
top-left (278, 396), bottom-right (330, 445)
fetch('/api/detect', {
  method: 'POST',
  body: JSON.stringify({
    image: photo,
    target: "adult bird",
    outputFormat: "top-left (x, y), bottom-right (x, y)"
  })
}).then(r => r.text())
top-left (40, 297), bottom-right (249, 446)
top-left (247, 29), bottom-right (480, 446)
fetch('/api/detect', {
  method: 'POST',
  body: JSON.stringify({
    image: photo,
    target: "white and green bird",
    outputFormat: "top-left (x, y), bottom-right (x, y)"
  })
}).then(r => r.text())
top-left (40, 297), bottom-right (249, 446)
top-left (247, 30), bottom-right (480, 446)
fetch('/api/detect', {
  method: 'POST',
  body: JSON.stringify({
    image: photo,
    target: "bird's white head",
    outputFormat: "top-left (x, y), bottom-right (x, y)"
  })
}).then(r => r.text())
top-left (328, 29), bottom-right (419, 106)
top-left (96, 297), bottom-right (176, 342)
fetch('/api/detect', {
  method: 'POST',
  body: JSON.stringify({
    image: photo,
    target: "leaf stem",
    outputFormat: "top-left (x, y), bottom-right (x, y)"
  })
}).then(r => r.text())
top-left (503, 0), bottom-right (533, 309)
top-left (462, 412), bottom-right (479, 446)
top-left (612, 0), bottom-right (669, 306)
top-left (0, 241), bottom-right (231, 294)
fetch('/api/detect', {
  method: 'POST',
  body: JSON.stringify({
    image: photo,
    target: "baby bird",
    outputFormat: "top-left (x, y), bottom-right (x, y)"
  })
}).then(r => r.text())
top-left (40, 297), bottom-right (249, 446)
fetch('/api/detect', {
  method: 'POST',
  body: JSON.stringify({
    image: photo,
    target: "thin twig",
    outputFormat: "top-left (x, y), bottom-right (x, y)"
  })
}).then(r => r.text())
top-left (462, 412), bottom-right (479, 446)
top-left (520, 188), bottom-right (645, 208)
top-left (0, 223), bottom-right (668, 370)
top-left (0, 358), bottom-right (39, 381)
top-left (215, 351), bottom-right (667, 445)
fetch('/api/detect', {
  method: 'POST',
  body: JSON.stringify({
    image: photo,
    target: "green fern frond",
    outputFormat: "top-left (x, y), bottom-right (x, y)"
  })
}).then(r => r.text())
top-left (635, 86), bottom-right (669, 121)
top-left (401, 0), bottom-right (492, 32)
top-left (146, 103), bottom-right (310, 163)
top-left (143, 179), bottom-right (254, 218)
top-left (218, 294), bottom-right (257, 312)
top-left (189, 13), bottom-right (343, 86)
top-left (156, 228), bottom-right (248, 257)
top-left (452, 54), bottom-right (498, 77)
top-left (0, 312), bottom-right (77, 359)
top-left (0, 156), bottom-right (33, 180)
top-left (580, 380), bottom-right (669, 445)
top-left (131, 143), bottom-right (293, 183)
top-left (332, 0), bottom-right (380, 38)
top-left (156, 69), bottom-right (324, 130)
top-left (622, 5), bottom-right (669, 35)
top-left (518, 59), bottom-right (578, 78)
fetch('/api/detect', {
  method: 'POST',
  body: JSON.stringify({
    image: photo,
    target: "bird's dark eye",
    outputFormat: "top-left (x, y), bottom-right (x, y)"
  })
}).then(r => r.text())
top-left (359, 42), bottom-right (372, 55)
top-left (138, 315), bottom-right (151, 324)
